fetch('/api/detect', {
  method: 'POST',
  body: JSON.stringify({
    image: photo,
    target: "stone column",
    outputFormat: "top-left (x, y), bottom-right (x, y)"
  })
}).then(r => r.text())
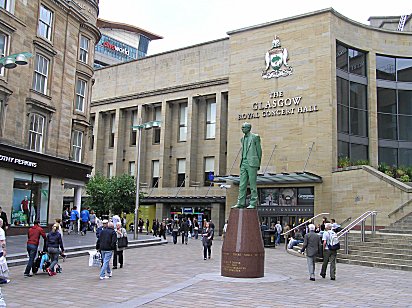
top-left (74, 186), bottom-right (82, 233)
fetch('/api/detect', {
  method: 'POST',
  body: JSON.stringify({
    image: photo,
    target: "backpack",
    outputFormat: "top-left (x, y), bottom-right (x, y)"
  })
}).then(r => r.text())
top-left (327, 231), bottom-right (340, 251)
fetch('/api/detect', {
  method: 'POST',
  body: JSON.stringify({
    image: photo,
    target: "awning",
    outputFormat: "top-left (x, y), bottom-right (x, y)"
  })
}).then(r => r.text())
top-left (215, 172), bottom-right (322, 185)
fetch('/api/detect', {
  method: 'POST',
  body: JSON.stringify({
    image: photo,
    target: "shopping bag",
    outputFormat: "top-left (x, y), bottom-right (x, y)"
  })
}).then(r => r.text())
top-left (88, 250), bottom-right (101, 267)
top-left (0, 257), bottom-right (9, 278)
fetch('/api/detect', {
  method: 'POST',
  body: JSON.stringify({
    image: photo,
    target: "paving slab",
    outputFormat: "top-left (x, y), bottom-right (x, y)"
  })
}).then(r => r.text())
top-left (2, 238), bottom-right (412, 307)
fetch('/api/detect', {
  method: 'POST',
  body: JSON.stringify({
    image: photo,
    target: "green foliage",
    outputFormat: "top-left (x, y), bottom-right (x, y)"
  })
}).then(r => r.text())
top-left (354, 160), bottom-right (369, 166)
top-left (378, 164), bottom-right (412, 183)
top-left (337, 156), bottom-right (351, 168)
top-left (400, 174), bottom-right (410, 183)
top-left (86, 173), bottom-right (145, 216)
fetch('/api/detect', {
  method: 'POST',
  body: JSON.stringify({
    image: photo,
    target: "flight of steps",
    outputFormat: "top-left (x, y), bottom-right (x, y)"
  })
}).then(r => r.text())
top-left (287, 232), bottom-right (412, 271)
top-left (6, 237), bottom-right (167, 267)
top-left (379, 212), bottom-right (412, 234)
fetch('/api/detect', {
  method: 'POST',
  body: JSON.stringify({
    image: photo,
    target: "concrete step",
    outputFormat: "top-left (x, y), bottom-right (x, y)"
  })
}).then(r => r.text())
top-left (346, 250), bottom-right (412, 260)
top-left (338, 254), bottom-right (412, 266)
top-left (379, 229), bottom-right (412, 234)
top-left (6, 238), bottom-right (168, 267)
top-left (349, 246), bottom-right (410, 254)
top-left (337, 258), bottom-right (412, 271)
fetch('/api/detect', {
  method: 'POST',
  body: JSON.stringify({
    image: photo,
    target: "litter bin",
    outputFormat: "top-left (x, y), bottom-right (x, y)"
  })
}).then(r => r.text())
top-left (263, 230), bottom-right (277, 248)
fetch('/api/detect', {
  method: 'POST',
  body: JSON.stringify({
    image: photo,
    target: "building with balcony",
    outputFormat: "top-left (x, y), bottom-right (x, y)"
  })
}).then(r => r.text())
top-left (94, 18), bottom-right (162, 68)
top-left (0, 0), bottom-right (99, 234)
top-left (89, 9), bottom-right (412, 233)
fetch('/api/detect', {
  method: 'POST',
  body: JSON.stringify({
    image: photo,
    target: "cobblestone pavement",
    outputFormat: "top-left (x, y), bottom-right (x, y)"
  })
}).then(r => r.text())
top-left (2, 238), bottom-right (412, 308)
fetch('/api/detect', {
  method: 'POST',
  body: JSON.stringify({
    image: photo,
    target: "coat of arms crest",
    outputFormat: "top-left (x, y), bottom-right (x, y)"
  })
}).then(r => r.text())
top-left (262, 36), bottom-right (293, 79)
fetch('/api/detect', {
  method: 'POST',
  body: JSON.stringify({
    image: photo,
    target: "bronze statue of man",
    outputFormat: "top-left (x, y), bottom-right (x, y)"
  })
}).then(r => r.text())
top-left (232, 122), bottom-right (262, 209)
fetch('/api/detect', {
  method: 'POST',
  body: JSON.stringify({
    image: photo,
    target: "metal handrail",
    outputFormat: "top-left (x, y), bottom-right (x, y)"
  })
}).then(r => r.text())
top-left (388, 198), bottom-right (412, 218)
top-left (336, 210), bottom-right (377, 254)
top-left (281, 212), bottom-right (329, 236)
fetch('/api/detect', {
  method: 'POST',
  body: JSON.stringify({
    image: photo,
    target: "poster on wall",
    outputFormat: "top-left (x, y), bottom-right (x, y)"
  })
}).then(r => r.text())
top-left (279, 188), bottom-right (297, 206)
top-left (12, 188), bottom-right (31, 226)
top-left (260, 189), bottom-right (279, 206)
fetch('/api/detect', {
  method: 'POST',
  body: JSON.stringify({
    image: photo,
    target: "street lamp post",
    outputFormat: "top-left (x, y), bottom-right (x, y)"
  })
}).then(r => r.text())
top-left (133, 120), bottom-right (161, 240)
top-left (0, 52), bottom-right (33, 70)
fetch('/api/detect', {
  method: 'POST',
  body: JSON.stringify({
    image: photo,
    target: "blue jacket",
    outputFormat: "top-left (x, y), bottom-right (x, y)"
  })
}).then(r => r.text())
top-left (80, 210), bottom-right (90, 222)
top-left (70, 210), bottom-right (79, 221)
top-left (46, 231), bottom-right (64, 251)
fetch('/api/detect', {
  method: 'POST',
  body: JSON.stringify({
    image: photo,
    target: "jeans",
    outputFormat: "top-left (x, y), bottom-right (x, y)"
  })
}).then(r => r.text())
top-left (81, 221), bottom-right (88, 234)
top-left (181, 231), bottom-right (188, 244)
top-left (194, 229), bottom-right (199, 239)
top-left (321, 249), bottom-right (337, 279)
top-left (24, 244), bottom-right (38, 275)
top-left (69, 220), bottom-right (78, 234)
top-left (306, 256), bottom-right (316, 279)
top-left (48, 249), bottom-right (59, 272)
top-left (275, 233), bottom-right (281, 245)
top-left (172, 231), bottom-right (178, 244)
top-left (203, 245), bottom-right (211, 259)
top-left (100, 250), bottom-right (113, 278)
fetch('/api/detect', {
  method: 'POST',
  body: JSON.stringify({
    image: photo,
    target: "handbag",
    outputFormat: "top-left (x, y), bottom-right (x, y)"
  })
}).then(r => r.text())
top-left (89, 250), bottom-right (101, 267)
top-left (117, 236), bottom-right (128, 248)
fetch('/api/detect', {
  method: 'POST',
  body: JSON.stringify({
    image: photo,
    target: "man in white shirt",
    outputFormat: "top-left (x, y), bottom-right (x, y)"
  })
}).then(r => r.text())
top-left (320, 223), bottom-right (337, 280)
top-left (275, 221), bottom-right (282, 246)
top-left (0, 218), bottom-right (10, 284)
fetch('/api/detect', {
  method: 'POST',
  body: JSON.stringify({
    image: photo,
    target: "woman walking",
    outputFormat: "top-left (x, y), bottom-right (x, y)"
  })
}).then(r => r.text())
top-left (113, 222), bottom-right (127, 269)
top-left (46, 223), bottom-right (64, 276)
top-left (202, 222), bottom-right (214, 260)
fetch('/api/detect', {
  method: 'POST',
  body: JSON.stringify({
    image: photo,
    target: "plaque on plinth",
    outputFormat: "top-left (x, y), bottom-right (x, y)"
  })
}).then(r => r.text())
top-left (221, 208), bottom-right (265, 278)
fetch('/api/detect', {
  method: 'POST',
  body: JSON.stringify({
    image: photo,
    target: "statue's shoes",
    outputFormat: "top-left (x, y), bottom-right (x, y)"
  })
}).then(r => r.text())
top-left (231, 204), bottom-right (244, 209)
top-left (246, 205), bottom-right (256, 209)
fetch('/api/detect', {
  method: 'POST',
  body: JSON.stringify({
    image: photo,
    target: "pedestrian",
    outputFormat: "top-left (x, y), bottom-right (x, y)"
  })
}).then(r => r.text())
top-left (159, 221), bottom-right (166, 240)
top-left (90, 210), bottom-right (97, 232)
top-left (68, 206), bottom-right (79, 235)
top-left (0, 208), bottom-right (9, 233)
top-left (112, 214), bottom-right (120, 228)
top-left (45, 223), bottom-right (64, 276)
top-left (180, 218), bottom-right (189, 244)
top-left (202, 221), bottom-right (214, 260)
top-left (320, 216), bottom-right (329, 231)
top-left (222, 220), bottom-right (228, 241)
top-left (96, 221), bottom-right (117, 280)
top-left (113, 222), bottom-right (127, 269)
top-left (275, 221), bottom-right (282, 246)
top-left (320, 223), bottom-right (337, 280)
top-left (300, 224), bottom-right (321, 281)
top-left (145, 219), bottom-right (150, 235)
top-left (96, 219), bottom-right (108, 239)
top-left (24, 220), bottom-right (46, 277)
top-left (0, 218), bottom-right (10, 284)
top-left (171, 220), bottom-right (179, 244)
top-left (193, 218), bottom-right (200, 239)
top-left (138, 218), bottom-right (144, 233)
top-left (80, 207), bottom-right (90, 235)
top-left (283, 223), bottom-right (291, 247)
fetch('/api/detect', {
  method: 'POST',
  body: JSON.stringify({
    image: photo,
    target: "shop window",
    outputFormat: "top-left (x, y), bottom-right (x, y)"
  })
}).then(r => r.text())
top-left (153, 106), bottom-right (161, 144)
top-left (38, 5), bottom-right (53, 41)
top-left (32, 54), bottom-right (49, 95)
top-left (71, 130), bottom-right (83, 162)
top-left (152, 160), bottom-right (159, 187)
top-left (177, 158), bottom-right (186, 187)
top-left (130, 110), bottom-right (137, 146)
top-left (206, 100), bottom-right (216, 139)
top-left (11, 171), bottom-right (49, 227)
top-left (279, 188), bottom-right (297, 206)
top-left (75, 79), bottom-right (87, 112)
top-left (178, 103), bottom-right (187, 142)
top-left (204, 157), bottom-right (215, 186)
top-left (79, 35), bottom-right (89, 64)
top-left (28, 113), bottom-right (45, 153)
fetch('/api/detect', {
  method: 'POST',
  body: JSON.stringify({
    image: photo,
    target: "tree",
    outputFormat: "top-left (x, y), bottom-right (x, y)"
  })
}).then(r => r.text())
top-left (85, 173), bottom-right (110, 215)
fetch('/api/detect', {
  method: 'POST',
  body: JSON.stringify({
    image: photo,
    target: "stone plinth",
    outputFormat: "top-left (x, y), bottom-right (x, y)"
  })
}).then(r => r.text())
top-left (221, 208), bottom-right (265, 278)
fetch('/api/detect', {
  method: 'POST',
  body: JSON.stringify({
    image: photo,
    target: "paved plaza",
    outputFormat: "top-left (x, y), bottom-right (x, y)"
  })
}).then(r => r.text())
top-left (2, 237), bottom-right (412, 307)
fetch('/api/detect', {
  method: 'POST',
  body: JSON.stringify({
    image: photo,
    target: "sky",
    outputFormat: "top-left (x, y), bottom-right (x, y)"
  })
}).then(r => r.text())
top-left (98, 0), bottom-right (411, 55)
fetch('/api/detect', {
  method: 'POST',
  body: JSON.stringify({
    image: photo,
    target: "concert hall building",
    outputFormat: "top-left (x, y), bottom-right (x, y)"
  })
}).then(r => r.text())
top-left (89, 8), bottom-right (412, 233)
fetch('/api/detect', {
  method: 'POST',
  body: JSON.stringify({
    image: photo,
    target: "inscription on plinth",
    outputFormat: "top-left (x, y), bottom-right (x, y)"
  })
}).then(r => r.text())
top-left (221, 209), bottom-right (265, 278)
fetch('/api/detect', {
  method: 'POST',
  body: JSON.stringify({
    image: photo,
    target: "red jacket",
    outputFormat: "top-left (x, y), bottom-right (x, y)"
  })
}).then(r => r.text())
top-left (27, 225), bottom-right (46, 246)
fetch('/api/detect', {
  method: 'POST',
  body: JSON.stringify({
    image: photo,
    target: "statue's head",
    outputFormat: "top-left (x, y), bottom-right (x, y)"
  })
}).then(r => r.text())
top-left (241, 122), bottom-right (251, 134)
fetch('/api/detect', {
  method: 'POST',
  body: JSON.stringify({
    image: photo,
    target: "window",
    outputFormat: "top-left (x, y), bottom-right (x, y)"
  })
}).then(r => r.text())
top-left (336, 43), bottom-right (366, 77)
top-left (12, 172), bottom-right (50, 227)
top-left (75, 79), bottom-right (87, 112)
top-left (0, 0), bottom-right (7, 9)
top-left (32, 54), bottom-right (49, 94)
top-left (177, 159), bottom-right (186, 187)
top-left (206, 100), bottom-right (216, 139)
top-left (71, 130), bottom-right (83, 162)
top-left (79, 35), bottom-right (89, 63)
top-left (376, 55), bottom-right (412, 82)
top-left (0, 33), bottom-right (7, 76)
top-left (109, 113), bottom-right (115, 148)
top-left (129, 161), bottom-right (135, 177)
top-left (38, 5), bottom-right (53, 41)
top-left (152, 160), bottom-right (159, 187)
top-left (89, 116), bottom-right (94, 150)
top-left (297, 187), bottom-right (314, 206)
top-left (204, 157), bottom-right (215, 186)
top-left (153, 106), bottom-right (161, 144)
top-left (107, 163), bottom-right (113, 178)
top-left (28, 114), bottom-right (45, 152)
top-left (178, 103), bottom-right (187, 141)
top-left (130, 110), bottom-right (137, 146)
top-left (0, 0), bottom-right (11, 12)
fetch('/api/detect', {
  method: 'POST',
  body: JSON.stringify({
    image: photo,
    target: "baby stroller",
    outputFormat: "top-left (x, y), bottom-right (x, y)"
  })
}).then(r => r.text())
top-left (32, 251), bottom-right (62, 274)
